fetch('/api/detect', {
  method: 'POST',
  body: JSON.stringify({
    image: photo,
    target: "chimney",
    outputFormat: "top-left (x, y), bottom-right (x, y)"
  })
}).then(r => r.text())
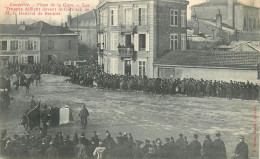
top-left (19, 21), bottom-right (26, 31)
top-left (228, 0), bottom-right (235, 28)
top-left (216, 9), bottom-right (222, 29)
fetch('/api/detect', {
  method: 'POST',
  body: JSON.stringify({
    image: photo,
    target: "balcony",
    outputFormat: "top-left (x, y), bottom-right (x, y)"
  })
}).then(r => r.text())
top-left (118, 47), bottom-right (134, 58)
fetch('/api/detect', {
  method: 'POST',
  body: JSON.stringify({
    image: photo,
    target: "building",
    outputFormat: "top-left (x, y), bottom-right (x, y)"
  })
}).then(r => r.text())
top-left (154, 42), bottom-right (260, 82)
top-left (67, 10), bottom-right (98, 61)
top-left (0, 21), bottom-right (78, 64)
top-left (96, 0), bottom-right (189, 78)
top-left (190, 0), bottom-right (260, 41)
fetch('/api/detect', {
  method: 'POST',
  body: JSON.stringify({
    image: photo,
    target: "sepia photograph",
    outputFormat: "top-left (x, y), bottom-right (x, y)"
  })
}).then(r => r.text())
top-left (0, 0), bottom-right (259, 159)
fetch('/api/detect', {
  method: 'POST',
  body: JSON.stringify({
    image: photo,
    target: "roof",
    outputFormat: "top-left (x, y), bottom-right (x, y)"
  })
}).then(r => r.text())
top-left (0, 21), bottom-right (75, 35)
top-left (70, 10), bottom-right (97, 28)
top-left (197, 18), bottom-right (235, 32)
top-left (155, 50), bottom-right (260, 69)
top-left (192, 0), bottom-right (260, 9)
top-left (215, 41), bottom-right (260, 52)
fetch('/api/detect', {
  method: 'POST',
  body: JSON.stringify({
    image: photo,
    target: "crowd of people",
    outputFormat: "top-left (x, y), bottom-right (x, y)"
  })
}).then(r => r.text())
top-left (0, 129), bottom-right (248, 159)
top-left (3, 63), bottom-right (259, 101)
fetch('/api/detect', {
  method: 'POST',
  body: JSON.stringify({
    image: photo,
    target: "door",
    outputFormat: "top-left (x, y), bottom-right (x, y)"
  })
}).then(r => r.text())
top-left (48, 55), bottom-right (52, 63)
top-left (28, 56), bottom-right (34, 64)
top-left (124, 60), bottom-right (131, 75)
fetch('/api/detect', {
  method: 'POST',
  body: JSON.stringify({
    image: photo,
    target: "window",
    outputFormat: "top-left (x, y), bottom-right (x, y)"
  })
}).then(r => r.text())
top-left (249, 18), bottom-right (252, 30)
top-left (11, 41), bottom-right (18, 50)
top-left (139, 34), bottom-right (146, 50)
top-left (170, 34), bottom-right (178, 50)
top-left (110, 8), bottom-right (118, 26)
top-left (170, 10), bottom-right (178, 26)
top-left (0, 41), bottom-right (7, 50)
top-left (103, 10), bottom-right (108, 26)
top-left (33, 41), bottom-right (37, 50)
top-left (104, 33), bottom-right (107, 50)
top-left (139, 61), bottom-right (146, 77)
top-left (138, 8), bottom-right (146, 26)
top-left (48, 40), bottom-right (54, 50)
top-left (181, 10), bottom-right (186, 27)
top-left (181, 34), bottom-right (186, 50)
top-left (125, 8), bottom-right (132, 26)
top-left (68, 40), bottom-right (72, 50)
top-left (26, 41), bottom-right (34, 50)
top-left (110, 33), bottom-right (118, 50)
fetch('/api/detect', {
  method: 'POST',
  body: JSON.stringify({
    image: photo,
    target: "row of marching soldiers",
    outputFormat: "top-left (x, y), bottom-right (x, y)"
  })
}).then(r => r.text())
top-left (1, 129), bottom-right (248, 159)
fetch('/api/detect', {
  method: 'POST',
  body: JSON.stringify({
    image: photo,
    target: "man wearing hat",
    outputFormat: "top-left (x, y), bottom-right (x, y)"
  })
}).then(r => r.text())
top-left (75, 137), bottom-right (88, 159)
top-left (203, 134), bottom-right (213, 159)
top-left (103, 130), bottom-right (116, 149)
top-left (162, 138), bottom-right (172, 158)
top-left (175, 133), bottom-right (186, 159)
top-left (91, 131), bottom-right (100, 148)
top-left (233, 136), bottom-right (248, 159)
top-left (93, 141), bottom-right (106, 159)
top-left (212, 131), bottom-right (227, 159)
top-left (41, 105), bottom-right (50, 136)
top-left (188, 134), bottom-right (202, 159)
top-left (79, 104), bottom-right (89, 129)
top-left (142, 139), bottom-right (151, 155)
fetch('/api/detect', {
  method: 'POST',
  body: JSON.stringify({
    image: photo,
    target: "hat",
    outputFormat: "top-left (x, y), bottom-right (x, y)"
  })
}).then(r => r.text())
top-left (240, 136), bottom-right (244, 140)
top-left (215, 131), bottom-right (221, 137)
top-left (206, 134), bottom-right (210, 139)
top-left (135, 140), bottom-right (144, 145)
top-left (80, 132), bottom-right (85, 137)
top-left (99, 141), bottom-right (104, 146)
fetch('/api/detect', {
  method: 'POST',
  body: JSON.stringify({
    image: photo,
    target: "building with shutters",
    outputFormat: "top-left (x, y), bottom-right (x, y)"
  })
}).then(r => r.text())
top-left (0, 21), bottom-right (78, 64)
top-left (96, 0), bottom-right (189, 78)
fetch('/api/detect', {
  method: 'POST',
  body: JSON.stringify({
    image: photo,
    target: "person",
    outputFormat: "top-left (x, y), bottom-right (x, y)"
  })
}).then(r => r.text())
top-left (203, 134), bottom-right (212, 159)
top-left (212, 131), bottom-right (227, 159)
top-left (232, 136), bottom-right (248, 159)
top-left (93, 141), bottom-right (106, 159)
top-left (29, 95), bottom-right (37, 108)
top-left (188, 134), bottom-right (202, 159)
top-left (41, 105), bottom-right (50, 136)
top-left (74, 137), bottom-right (88, 159)
top-left (175, 133), bottom-right (186, 159)
top-left (79, 104), bottom-right (89, 129)
top-left (142, 139), bottom-right (151, 155)
top-left (133, 140), bottom-right (144, 159)
top-left (44, 140), bottom-right (58, 159)
top-left (103, 130), bottom-right (116, 149)
top-left (91, 131), bottom-right (100, 148)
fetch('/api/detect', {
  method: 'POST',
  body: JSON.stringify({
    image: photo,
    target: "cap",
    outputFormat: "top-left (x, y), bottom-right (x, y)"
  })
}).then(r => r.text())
top-left (240, 136), bottom-right (244, 140)
top-left (215, 131), bottom-right (221, 137)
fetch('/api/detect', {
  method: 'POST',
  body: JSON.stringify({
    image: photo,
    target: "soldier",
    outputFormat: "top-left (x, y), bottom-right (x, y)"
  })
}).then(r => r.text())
top-left (212, 131), bottom-right (227, 159)
top-left (29, 95), bottom-right (37, 108)
top-left (103, 130), bottom-right (115, 149)
top-left (188, 134), bottom-right (202, 159)
top-left (232, 136), bottom-right (248, 159)
top-left (91, 131), bottom-right (100, 148)
top-left (142, 139), bottom-right (151, 155)
top-left (41, 105), bottom-right (50, 136)
top-left (175, 133), bottom-right (186, 159)
top-left (133, 140), bottom-right (144, 159)
top-left (93, 141), bottom-right (106, 159)
top-left (203, 134), bottom-right (212, 159)
top-left (79, 104), bottom-right (89, 129)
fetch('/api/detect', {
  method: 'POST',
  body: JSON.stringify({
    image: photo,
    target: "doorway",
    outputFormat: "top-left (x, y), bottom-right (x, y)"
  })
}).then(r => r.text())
top-left (28, 56), bottom-right (34, 64)
top-left (124, 60), bottom-right (131, 75)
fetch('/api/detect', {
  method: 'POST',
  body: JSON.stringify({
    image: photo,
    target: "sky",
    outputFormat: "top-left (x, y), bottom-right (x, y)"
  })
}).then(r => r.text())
top-left (0, 0), bottom-right (207, 25)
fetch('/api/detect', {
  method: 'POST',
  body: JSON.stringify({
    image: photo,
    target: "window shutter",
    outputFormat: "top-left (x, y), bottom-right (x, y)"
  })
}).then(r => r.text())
top-left (134, 34), bottom-right (139, 51)
top-left (114, 9), bottom-right (118, 26)
top-left (133, 7), bottom-right (138, 25)
top-left (145, 34), bottom-right (149, 51)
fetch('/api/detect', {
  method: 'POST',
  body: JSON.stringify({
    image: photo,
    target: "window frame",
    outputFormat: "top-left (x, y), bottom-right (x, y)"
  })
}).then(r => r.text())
top-left (181, 34), bottom-right (186, 50)
top-left (138, 60), bottom-right (146, 77)
top-left (170, 9), bottom-right (178, 26)
top-left (139, 34), bottom-right (146, 50)
top-left (170, 33), bottom-right (178, 50)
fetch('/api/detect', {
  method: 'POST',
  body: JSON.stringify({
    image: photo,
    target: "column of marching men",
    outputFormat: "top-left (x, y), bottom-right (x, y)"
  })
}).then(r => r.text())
top-left (2, 63), bottom-right (259, 101)
top-left (0, 129), bottom-right (248, 159)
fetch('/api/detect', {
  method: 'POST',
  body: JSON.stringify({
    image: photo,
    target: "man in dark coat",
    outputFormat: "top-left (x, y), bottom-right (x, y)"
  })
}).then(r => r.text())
top-left (41, 105), bottom-right (50, 136)
top-left (232, 136), bottom-right (248, 159)
top-left (91, 131), bottom-right (100, 148)
top-left (188, 134), bottom-right (202, 159)
top-left (212, 132), bottom-right (227, 159)
top-left (79, 104), bottom-right (89, 129)
top-left (133, 140), bottom-right (143, 159)
top-left (175, 133), bottom-right (186, 159)
top-left (45, 140), bottom-right (58, 159)
top-left (74, 137), bottom-right (88, 159)
top-left (142, 139), bottom-right (151, 155)
top-left (203, 134), bottom-right (213, 159)
top-left (103, 130), bottom-right (116, 149)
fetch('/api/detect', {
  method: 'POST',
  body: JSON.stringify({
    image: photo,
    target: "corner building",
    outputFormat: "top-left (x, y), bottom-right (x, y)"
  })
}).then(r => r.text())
top-left (97, 0), bottom-right (189, 78)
